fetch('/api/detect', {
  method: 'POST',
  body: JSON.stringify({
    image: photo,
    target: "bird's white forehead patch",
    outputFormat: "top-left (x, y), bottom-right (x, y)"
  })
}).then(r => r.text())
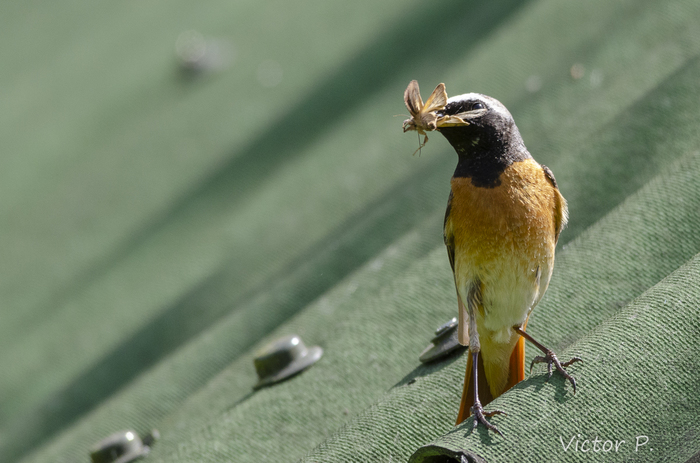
top-left (446, 92), bottom-right (483, 104)
top-left (446, 92), bottom-right (512, 120)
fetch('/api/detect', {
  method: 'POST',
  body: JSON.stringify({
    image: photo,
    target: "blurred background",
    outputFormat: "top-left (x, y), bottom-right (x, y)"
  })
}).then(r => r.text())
top-left (2, 0), bottom-right (700, 462)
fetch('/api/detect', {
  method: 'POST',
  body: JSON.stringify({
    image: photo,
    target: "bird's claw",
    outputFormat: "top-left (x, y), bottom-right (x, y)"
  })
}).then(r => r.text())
top-left (530, 350), bottom-right (582, 393)
top-left (470, 402), bottom-right (506, 437)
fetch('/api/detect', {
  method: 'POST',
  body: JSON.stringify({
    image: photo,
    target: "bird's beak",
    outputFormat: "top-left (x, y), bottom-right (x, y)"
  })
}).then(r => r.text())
top-left (435, 115), bottom-right (469, 128)
top-left (436, 108), bottom-right (487, 129)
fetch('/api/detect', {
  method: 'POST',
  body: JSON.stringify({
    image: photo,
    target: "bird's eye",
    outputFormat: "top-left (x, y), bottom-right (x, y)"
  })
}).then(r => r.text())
top-left (471, 102), bottom-right (485, 110)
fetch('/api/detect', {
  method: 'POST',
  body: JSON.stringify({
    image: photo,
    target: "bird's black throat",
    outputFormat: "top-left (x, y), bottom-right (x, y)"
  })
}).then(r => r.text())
top-left (439, 123), bottom-right (531, 188)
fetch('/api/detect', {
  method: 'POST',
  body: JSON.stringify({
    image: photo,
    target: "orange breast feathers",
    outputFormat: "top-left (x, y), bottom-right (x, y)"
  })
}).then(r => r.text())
top-left (446, 158), bottom-right (566, 280)
top-left (446, 157), bottom-right (567, 403)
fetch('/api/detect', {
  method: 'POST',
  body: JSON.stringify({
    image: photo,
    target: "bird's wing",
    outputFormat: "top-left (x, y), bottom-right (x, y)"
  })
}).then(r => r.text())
top-left (443, 190), bottom-right (455, 273)
top-left (542, 164), bottom-right (569, 243)
top-left (444, 190), bottom-right (469, 345)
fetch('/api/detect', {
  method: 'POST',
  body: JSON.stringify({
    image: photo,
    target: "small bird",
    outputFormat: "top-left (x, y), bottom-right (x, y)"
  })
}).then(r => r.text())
top-left (403, 82), bottom-right (580, 436)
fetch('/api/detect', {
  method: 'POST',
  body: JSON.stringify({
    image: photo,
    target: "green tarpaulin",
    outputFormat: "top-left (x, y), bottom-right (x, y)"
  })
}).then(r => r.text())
top-left (2, 0), bottom-right (700, 462)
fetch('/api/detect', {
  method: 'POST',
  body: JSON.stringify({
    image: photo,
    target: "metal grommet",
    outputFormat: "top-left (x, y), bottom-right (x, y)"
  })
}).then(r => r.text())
top-left (89, 430), bottom-right (158, 463)
top-left (176, 30), bottom-right (233, 75)
top-left (419, 317), bottom-right (466, 363)
top-left (253, 335), bottom-right (323, 390)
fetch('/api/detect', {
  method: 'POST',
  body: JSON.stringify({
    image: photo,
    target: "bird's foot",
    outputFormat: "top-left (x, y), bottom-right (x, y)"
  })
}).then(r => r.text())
top-left (530, 350), bottom-right (582, 393)
top-left (470, 401), bottom-right (506, 437)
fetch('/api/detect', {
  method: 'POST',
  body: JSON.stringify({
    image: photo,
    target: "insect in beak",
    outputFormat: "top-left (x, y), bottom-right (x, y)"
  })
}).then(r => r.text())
top-left (402, 80), bottom-right (469, 155)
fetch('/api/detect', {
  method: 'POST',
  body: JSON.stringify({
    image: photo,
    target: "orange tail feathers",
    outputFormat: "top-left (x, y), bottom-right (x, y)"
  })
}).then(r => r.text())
top-left (455, 335), bottom-right (526, 425)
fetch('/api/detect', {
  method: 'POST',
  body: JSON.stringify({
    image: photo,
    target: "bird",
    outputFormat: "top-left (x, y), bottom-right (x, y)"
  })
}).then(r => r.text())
top-left (403, 81), bottom-right (580, 436)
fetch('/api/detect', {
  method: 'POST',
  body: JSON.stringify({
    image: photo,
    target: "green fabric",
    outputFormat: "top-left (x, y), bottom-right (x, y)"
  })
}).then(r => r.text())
top-left (410, 254), bottom-right (700, 463)
top-left (3, 0), bottom-right (700, 462)
top-left (297, 149), bottom-right (700, 463)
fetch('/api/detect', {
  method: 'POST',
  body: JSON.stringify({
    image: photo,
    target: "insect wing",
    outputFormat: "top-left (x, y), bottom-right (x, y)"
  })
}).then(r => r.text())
top-left (422, 83), bottom-right (447, 113)
top-left (404, 80), bottom-right (424, 117)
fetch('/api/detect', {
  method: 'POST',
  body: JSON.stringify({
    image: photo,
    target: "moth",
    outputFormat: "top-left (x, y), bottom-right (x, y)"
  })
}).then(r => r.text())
top-left (402, 80), bottom-right (468, 154)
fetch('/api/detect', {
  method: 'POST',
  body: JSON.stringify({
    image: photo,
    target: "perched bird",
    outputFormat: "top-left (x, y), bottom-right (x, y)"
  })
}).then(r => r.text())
top-left (403, 82), bottom-right (580, 436)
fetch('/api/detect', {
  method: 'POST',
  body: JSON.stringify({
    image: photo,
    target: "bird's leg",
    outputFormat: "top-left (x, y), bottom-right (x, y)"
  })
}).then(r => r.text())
top-left (469, 350), bottom-right (506, 437)
top-left (467, 285), bottom-right (505, 436)
top-left (513, 326), bottom-right (582, 393)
